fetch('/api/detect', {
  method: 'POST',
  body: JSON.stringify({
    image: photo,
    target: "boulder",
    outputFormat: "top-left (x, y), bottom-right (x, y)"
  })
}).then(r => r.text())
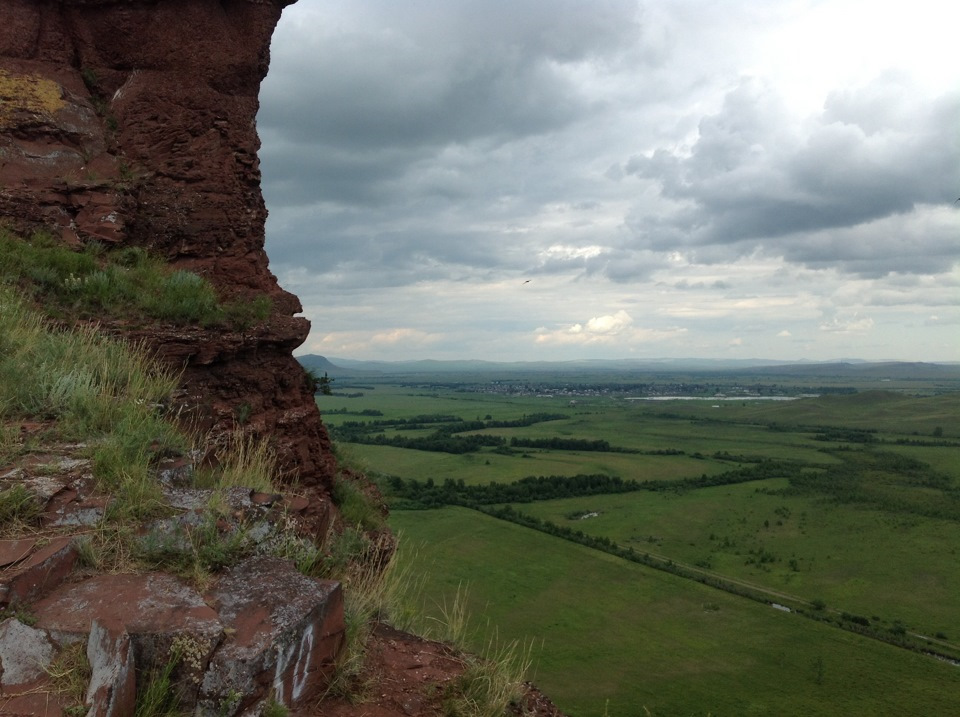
top-left (199, 556), bottom-right (344, 714)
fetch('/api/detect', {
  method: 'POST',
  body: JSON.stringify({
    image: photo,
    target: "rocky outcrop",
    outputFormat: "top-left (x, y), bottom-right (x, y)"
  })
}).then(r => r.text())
top-left (0, 0), bottom-right (335, 489)
top-left (0, 445), bottom-right (344, 716)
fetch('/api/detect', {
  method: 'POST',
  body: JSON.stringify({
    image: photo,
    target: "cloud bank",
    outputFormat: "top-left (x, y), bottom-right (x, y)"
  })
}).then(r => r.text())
top-left (259, 0), bottom-right (960, 361)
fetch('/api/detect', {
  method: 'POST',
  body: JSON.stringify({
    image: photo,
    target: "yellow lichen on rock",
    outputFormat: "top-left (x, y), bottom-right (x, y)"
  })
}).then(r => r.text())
top-left (0, 69), bottom-right (66, 127)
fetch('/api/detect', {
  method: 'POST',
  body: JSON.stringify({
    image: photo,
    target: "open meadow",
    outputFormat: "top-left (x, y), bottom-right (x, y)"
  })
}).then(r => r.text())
top-left (315, 367), bottom-right (960, 716)
top-left (391, 507), bottom-right (960, 717)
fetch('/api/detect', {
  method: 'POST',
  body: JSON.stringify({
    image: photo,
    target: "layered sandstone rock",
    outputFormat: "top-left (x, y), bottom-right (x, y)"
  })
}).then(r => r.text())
top-left (0, 0), bottom-right (335, 488)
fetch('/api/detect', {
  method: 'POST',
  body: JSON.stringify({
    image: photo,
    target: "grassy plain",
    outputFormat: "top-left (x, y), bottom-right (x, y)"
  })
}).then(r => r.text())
top-left (319, 375), bottom-right (960, 716)
top-left (515, 481), bottom-right (960, 636)
top-left (392, 507), bottom-right (960, 717)
top-left (341, 442), bottom-right (731, 485)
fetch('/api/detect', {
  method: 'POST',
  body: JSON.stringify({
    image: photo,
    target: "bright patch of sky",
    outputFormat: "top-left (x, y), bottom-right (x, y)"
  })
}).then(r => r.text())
top-left (260, 0), bottom-right (960, 362)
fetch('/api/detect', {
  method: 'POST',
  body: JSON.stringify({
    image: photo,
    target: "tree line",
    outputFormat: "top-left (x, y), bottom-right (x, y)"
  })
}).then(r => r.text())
top-left (386, 459), bottom-right (803, 508)
top-left (785, 449), bottom-right (960, 521)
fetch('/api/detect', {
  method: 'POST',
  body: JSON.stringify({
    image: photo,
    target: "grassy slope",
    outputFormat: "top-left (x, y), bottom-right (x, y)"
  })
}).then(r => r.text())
top-left (392, 507), bottom-right (960, 717)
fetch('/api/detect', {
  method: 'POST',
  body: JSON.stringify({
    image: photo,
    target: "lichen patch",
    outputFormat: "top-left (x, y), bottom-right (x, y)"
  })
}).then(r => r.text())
top-left (0, 69), bottom-right (66, 128)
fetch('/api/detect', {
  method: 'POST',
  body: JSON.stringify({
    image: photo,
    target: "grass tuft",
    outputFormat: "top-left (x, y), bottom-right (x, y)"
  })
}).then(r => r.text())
top-left (134, 645), bottom-right (182, 717)
top-left (211, 431), bottom-right (278, 493)
top-left (322, 532), bottom-right (405, 700)
top-left (136, 515), bottom-right (255, 588)
top-left (46, 641), bottom-right (92, 715)
top-left (0, 483), bottom-right (43, 531)
top-left (443, 636), bottom-right (535, 717)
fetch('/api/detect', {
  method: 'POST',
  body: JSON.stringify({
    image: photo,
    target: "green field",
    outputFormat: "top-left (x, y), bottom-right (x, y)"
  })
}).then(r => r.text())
top-left (514, 481), bottom-right (960, 636)
top-left (392, 508), bottom-right (960, 717)
top-left (317, 373), bottom-right (960, 716)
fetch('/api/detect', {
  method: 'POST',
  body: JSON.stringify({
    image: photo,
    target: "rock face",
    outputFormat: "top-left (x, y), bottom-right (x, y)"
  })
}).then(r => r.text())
top-left (0, 0), bottom-right (336, 489)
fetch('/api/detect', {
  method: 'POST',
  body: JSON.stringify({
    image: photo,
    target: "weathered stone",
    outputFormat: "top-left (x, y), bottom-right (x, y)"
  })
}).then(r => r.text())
top-left (155, 455), bottom-right (195, 489)
top-left (16, 474), bottom-right (69, 503)
top-left (45, 497), bottom-right (107, 528)
top-left (283, 495), bottom-right (310, 513)
top-left (198, 556), bottom-right (344, 714)
top-left (35, 572), bottom-right (223, 708)
top-left (250, 491), bottom-right (282, 507)
top-left (85, 620), bottom-right (136, 717)
top-left (0, 536), bottom-right (76, 607)
top-left (0, 617), bottom-right (56, 687)
top-left (35, 571), bottom-right (222, 641)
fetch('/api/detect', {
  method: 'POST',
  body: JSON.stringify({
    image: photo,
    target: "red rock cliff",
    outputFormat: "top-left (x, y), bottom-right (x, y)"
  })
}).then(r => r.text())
top-left (0, 0), bottom-right (336, 488)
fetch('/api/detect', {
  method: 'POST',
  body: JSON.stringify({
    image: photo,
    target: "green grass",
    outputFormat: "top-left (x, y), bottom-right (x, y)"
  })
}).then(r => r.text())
top-left (318, 385), bottom-right (577, 424)
top-left (0, 483), bottom-right (43, 530)
top-left (0, 229), bottom-right (271, 328)
top-left (0, 285), bottom-right (290, 573)
top-left (391, 507), bottom-right (960, 717)
top-left (639, 391), bottom-right (960, 438)
top-left (332, 474), bottom-right (388, 532)
top-left (0, 286), bottom-right (185, 516)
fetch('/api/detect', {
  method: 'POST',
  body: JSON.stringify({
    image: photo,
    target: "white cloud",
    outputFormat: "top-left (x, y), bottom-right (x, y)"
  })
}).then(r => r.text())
top-left (305, 328), bottom-right (440, 356)
top-left (540, 244), bottom-right (606, 261)
top-left (535, 311), bottom-right (686, 348)
top-left (585, 310), bottom-right (633, 334)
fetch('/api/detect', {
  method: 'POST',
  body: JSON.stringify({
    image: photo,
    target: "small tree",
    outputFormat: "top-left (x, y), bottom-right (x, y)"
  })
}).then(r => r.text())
top-left (318, 372), bottom-right (334, 396)
top-left (304, 368), bottom-right (334, 395)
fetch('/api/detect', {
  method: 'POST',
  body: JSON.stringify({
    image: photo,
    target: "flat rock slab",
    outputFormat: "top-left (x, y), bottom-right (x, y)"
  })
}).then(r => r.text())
top-left (0, 536), bottom-right (76, 608)
top-left (34, 572), bottom-right (222, 657)
top-left (0, 538), bottom-right (36, 569)
top-left (199, 556), bottom-right (344, 714)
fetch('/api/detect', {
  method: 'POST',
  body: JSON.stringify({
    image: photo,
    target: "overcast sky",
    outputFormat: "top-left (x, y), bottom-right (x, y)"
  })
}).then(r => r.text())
top-left (258, 0), bottom-right (959, 363)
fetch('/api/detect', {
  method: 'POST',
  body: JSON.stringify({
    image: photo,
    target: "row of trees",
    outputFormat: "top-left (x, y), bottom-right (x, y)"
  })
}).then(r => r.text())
top-left (385, 459), bottom-right (803, 508)
top-left (508, 437), bottom-right (635, 452)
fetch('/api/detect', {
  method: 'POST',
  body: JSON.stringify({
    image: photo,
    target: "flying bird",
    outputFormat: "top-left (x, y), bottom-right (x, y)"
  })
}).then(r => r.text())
top-left (522, 280), bottom-right (531, 284)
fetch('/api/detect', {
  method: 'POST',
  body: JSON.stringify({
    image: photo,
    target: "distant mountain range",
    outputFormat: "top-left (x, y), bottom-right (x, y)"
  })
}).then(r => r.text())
top-left (296, 354), bottom-right (960, 379)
